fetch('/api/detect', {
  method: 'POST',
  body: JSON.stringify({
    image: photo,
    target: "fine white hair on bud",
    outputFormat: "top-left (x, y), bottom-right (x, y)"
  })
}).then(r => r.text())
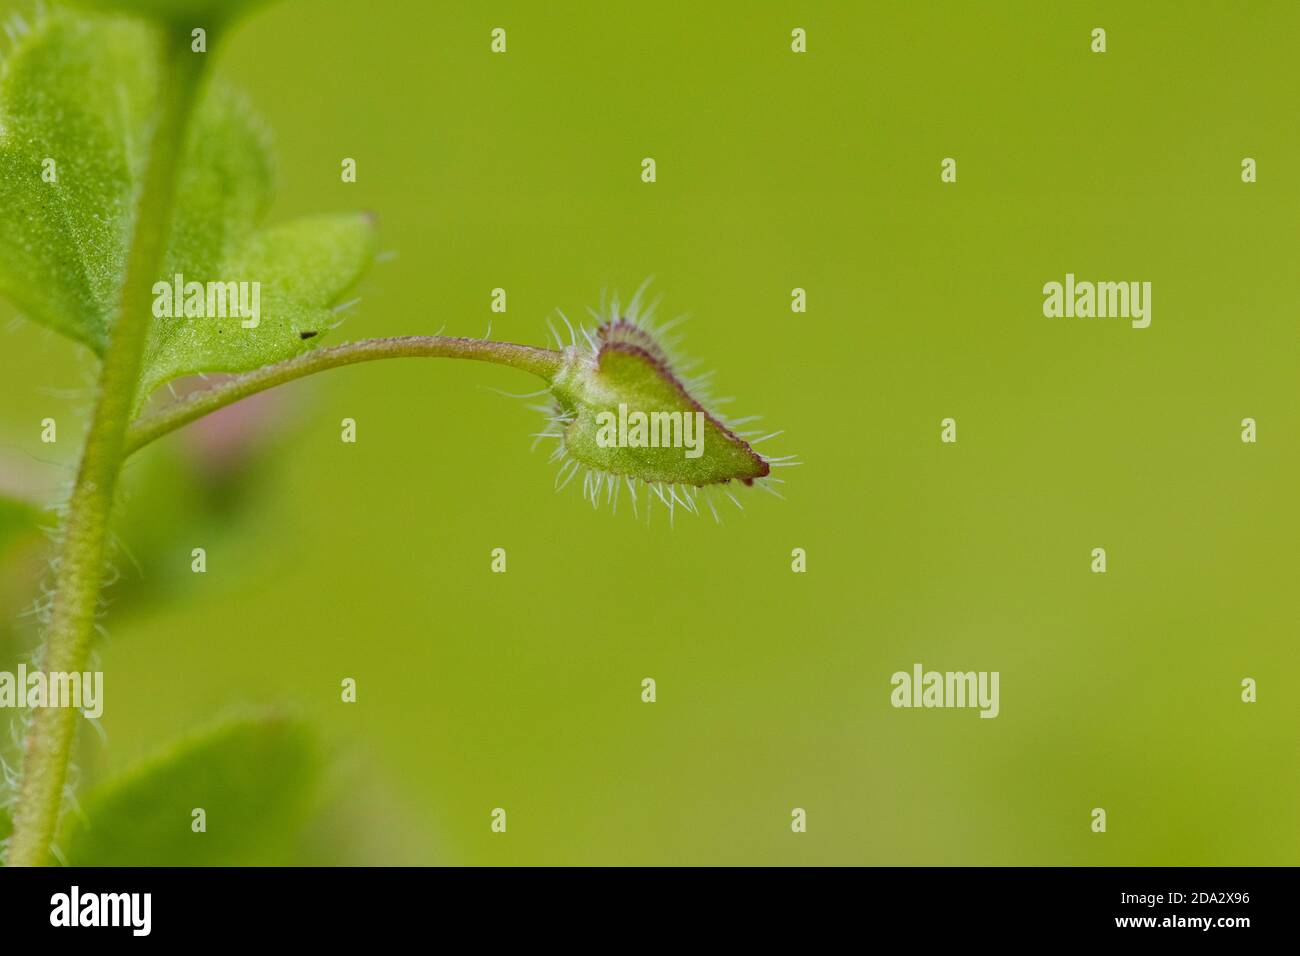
top-left (530, 286), bottom-right (798, 523)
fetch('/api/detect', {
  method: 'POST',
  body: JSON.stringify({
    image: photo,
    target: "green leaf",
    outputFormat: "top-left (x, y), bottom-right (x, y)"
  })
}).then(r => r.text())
top-left (60, 713), bottom-right (317, 866)
top-left (0, 10), bottom-right (377, 409)
top-left (139, 212), bottom-right (377, 403)
top-left (0, 13), bottom-right (157, 351)
top-left (159, 75), bottom-right (276, 293)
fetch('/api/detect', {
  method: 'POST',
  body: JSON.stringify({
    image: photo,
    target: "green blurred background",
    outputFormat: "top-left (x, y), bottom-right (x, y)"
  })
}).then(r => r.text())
top-left (2, 0), bottom-right (1298, 864)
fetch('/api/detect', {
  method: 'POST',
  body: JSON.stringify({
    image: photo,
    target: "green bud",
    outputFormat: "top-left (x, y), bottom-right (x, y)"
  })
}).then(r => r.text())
top-left (540, 313), bottom-right (788, 520)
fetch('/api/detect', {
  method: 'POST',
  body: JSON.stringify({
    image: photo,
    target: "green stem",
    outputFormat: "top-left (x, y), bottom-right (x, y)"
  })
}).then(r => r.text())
top-left (124, 335), bottom-right (564, 455)
top-left (5, 34), bottom-right (208, 867)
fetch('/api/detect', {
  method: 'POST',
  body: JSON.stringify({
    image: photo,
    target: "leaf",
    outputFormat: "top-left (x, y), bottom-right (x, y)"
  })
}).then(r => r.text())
top-left (59, 713), bottom-right (317, 865)
top-left (0, 13), bottom-right (158, 351)
top-left (0, 10), bottom-right (377, 410)
top-left (139, 212), bottom-right (376, 403)
top-left (159, 74), bottom-right (276, 293)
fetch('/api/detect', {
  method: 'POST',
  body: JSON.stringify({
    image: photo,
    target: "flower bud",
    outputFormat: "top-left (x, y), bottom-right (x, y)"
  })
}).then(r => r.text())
top-left (539, 313), bottom-right (788, 520)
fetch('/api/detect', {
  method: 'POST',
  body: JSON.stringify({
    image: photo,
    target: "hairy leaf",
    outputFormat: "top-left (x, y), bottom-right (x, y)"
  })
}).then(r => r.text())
top-left (0, 13), bottom-right (156, 351)
top-left (0, 10), bottom-right (377, 410)
top-left (139, 212), bottom-right (376, 402)
top-left (59, 713), bottom-right (317, 866)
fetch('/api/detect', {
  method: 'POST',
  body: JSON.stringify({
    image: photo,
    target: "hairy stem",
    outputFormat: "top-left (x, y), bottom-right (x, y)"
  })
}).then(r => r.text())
top-left (5, 34), bottom-right (207, 867)
top-left (124, 335), bottom-right (565, 455)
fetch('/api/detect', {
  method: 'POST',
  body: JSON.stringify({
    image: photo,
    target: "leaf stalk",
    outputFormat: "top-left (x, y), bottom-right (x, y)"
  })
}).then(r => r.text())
top-left (123, 336), bottom-right (564, 456)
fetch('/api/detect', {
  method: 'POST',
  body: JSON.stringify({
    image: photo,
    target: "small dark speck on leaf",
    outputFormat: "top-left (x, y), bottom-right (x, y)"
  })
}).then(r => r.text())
top-left (299, 330), bottom-right (318, 340)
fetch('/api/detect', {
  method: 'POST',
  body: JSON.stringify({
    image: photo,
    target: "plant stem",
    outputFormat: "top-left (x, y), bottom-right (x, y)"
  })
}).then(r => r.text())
top-left (5, 34), bottom-right (207, 867)
top-left (123, 335), bottom-right (565, 455)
